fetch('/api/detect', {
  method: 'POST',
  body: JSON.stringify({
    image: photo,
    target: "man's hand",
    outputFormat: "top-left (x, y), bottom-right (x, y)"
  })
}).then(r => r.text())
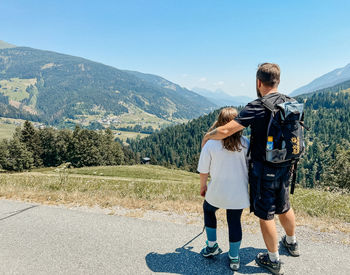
top-left (200, 184), bottom-right (207, 197)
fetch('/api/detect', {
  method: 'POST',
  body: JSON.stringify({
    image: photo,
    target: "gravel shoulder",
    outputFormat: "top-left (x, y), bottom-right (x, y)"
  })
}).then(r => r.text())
top-left (0, 199), bottom-right (349, 275)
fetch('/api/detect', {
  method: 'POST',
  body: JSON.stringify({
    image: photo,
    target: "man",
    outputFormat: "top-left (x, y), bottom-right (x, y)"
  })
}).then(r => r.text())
top-left (201, 63), bottom-right (300, 275)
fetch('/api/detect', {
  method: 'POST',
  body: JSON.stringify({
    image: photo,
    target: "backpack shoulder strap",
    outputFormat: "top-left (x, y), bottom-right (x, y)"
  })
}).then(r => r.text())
top-left (290, 161), bottom-right (299, 194)
top-left (261, 93), bottom-right (289, 112)
top-left (260, 97), bottom-right (275, 112)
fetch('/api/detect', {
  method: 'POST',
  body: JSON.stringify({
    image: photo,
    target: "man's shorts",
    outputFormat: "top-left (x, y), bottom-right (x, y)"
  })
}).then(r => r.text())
top-left (249, 161), bottom-right (292, 220)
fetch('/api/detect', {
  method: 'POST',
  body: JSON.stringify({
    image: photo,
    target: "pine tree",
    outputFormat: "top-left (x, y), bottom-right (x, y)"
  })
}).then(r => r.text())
top-left (20, 121), bottom-right (43, 167)
top-left (0, 140), bottom-right (10, 170)
top-left (324, 143), bottom-right (350, 191)
top-left (39, 127), bottom-right (59, 167)
top-left (7, 137), bottom-right (34, 171)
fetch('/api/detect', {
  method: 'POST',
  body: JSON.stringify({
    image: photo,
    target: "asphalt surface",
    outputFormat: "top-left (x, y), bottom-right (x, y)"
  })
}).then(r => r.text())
top-left (0, 199), bottom-right (349, 275)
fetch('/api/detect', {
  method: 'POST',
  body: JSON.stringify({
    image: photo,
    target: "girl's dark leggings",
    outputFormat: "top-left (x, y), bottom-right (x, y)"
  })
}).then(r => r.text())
top-left (203, 200), bottom-right (243, 242)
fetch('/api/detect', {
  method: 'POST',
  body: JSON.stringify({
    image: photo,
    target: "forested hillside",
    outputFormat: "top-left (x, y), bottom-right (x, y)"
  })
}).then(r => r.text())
top-left (308, 78), bottom-right (350, 96)
top-left (129, 90), bottom-right (350, 191)
top-left (0, 47), bottom-right (215, 125)
top-left (299, 90), bottom-right (350, 189)
top-left (0, 93), bottom-right (39, 121)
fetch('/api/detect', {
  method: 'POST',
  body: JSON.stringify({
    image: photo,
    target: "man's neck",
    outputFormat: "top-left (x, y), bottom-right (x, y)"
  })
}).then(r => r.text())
top-left (261, 89), bottom-right (278, 97)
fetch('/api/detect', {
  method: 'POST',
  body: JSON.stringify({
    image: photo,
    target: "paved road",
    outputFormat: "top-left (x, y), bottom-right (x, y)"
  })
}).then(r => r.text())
top-left (0, 199), bottom-right (349, 275)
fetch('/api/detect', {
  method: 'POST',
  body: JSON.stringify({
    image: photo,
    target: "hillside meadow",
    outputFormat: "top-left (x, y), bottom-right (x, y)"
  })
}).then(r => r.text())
top-left (0, 165), bottom-right (349, 236)
top-left (0, 123), bottom-right (17, 140)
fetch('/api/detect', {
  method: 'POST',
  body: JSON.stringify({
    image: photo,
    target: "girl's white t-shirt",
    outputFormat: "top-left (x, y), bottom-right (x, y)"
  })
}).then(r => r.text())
top-left (197, 137), bottom-right (250, 209)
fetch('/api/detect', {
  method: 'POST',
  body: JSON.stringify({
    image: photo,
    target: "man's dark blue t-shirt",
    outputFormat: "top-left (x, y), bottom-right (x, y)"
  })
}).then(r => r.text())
top-left (234, 92), bottom-right (287, 162)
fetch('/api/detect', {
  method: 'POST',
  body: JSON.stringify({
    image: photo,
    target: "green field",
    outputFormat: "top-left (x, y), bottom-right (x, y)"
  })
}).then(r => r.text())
top-left (67, 165), bottom-right (198, 181)
top-left (0, 165), bottom-right (349, 226)
top-left (70, 103), bottom-right (186, 131)
top-left (0, 123), bottom-right (17, 139)
top-left (0, 78), bottom-right (36, 102)
top-left (113, 130), bottom-right (149, 141)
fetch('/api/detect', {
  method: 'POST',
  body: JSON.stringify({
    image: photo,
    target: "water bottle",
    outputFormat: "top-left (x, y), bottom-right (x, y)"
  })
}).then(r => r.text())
top-left (266, 136), bottom-right (274, 161)
top-left (267, 136), bottom-right (273, 150)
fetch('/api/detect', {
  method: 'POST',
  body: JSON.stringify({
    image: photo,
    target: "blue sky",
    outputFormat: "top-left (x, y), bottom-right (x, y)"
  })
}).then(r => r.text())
top-left (1, 0), bottom-right (350, 97)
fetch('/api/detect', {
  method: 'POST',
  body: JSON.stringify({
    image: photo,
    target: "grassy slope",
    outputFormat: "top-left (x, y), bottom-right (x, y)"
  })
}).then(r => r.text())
top-left (0, 123), bottom-right (17, 139)
top-left (0, 78), bottom-right (36, 102)
top-left (112, 130), bottom-right (149, 142)
top-left (0, 165), bottom-right (349, 229)
top-left (0, 117), bottom-right (42, 140)
top-left (69, 102), bottom-right (181, 130)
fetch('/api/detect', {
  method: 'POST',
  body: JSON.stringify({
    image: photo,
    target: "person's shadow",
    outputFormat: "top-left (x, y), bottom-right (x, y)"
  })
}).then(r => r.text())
top-left (145, 246), bottom-right (267, 274)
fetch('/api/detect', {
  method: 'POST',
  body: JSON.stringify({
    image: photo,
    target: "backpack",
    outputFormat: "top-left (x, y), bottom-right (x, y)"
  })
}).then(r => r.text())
top-left (261, 94), bottom-right (308, 194)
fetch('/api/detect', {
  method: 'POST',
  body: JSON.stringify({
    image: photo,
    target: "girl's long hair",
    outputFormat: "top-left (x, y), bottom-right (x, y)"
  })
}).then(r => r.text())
top-left (209, 107), bottom-right (243, 152)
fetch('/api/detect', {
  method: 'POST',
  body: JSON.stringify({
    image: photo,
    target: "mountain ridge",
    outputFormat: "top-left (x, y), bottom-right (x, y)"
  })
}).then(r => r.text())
top-left (0, 45), bottom-right (216, 126)
top-left (192, 87), bottom-right (252, 107)
top-left (0, 40), bottom-right (16, 49)
top-left (290, 63), bottom-right (350, 96)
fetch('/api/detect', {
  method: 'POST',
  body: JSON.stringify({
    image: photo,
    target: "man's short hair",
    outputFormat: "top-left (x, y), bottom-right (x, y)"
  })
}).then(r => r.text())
top-left (256, 63), bottom-right (280, 87)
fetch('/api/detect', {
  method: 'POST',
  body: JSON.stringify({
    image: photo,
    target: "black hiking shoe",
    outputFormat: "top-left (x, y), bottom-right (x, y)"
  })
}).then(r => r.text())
top-left (256, 252), bottom-right (284, 275)
top-left (200, 241), bottom-right (222, 258)
top-left (281, 235), bottom-right (300, 257)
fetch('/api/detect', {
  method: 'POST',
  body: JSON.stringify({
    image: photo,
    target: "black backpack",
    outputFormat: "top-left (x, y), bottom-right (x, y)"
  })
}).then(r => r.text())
top-left (261, 94), bottom-right (308, 194)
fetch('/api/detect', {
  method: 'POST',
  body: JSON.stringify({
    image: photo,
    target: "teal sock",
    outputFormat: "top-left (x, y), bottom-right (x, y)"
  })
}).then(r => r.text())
top-left (229, 240), bottom-right (241, 258)
top-left (205, 227), bottom-right (217, 242)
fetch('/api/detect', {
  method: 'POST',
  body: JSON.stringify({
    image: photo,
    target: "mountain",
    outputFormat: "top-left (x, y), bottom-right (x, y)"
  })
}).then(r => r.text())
top-left (0, 40), bottom-right (16, 49)
top-left (124, 71), bottom-right (214, 110)
top-left (192, 87), bottom-right (253, 107)
top-left (302, 79), bottom-right (350, 97)
top-left (290, 63), bottom-right (350, 96)
top-left (0, 45), bottom-right (216, 125)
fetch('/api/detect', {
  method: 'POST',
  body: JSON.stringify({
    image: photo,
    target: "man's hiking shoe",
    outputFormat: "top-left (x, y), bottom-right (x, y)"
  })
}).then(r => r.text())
top-left (229, 256), bottom-right (240, 271)
top-left (256, 252), bottom-right (284, 275)
top-left (281, 235), bottom-right (300, 257)
top-left (200, 241), bottom-right (222, 258)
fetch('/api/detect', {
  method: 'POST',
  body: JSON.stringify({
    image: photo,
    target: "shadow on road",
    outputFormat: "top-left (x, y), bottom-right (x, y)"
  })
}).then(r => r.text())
top-left (0, 205), bottom-right (38, 221)
top-left (145, 246), bottom-right (267, 274)
top-left (278, 240), bottom-right (293, 257)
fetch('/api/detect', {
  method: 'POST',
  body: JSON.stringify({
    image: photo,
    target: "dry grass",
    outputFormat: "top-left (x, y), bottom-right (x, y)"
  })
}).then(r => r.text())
top-left (0, 165), bottom-right (349, 236)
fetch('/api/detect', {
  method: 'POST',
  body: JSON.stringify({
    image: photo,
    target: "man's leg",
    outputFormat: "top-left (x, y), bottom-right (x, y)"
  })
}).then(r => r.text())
top-left (279, 208), bottom-right (300, 256)
top-left (259, 218), bottom-right (278, 253)
top-left (278, 208), bottom-right (295, 237)
top-left (277, 167), bottom-right (300, 257)
top-left (256, 217), bottom-right (284, 274)
top-left (253, 164), bottom-right (284, 274)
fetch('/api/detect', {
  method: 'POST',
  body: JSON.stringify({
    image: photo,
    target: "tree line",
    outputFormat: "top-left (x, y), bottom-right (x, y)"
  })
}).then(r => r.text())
top-left (0, 121), bottom-right (137, 171)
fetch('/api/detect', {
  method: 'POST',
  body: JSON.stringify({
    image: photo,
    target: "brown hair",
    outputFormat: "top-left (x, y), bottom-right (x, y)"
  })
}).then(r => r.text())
top-left (256, 63), bottom-right (280, 87)
top-left (209, 107), bottom-right (243, 152)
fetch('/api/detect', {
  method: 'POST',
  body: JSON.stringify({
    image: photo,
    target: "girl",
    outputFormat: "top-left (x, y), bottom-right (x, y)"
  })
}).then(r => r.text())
top-left (197, 107), bottom-right (250, 271)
